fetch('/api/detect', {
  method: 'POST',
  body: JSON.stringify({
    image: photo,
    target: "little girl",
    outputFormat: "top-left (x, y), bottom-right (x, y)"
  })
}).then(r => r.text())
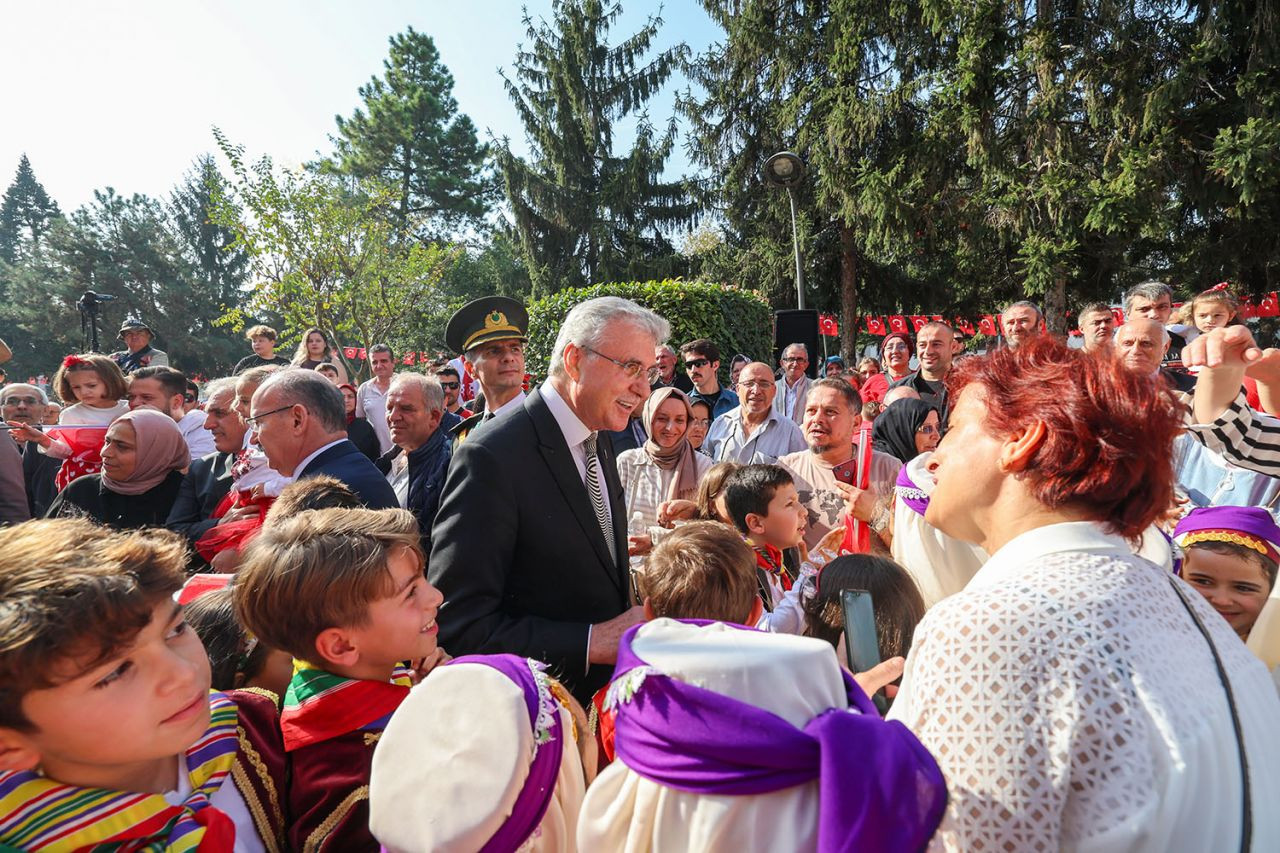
top-left (1189, 285), bottom-right (1241, 334)
top-left (9, 354), bottom-right (129, 489)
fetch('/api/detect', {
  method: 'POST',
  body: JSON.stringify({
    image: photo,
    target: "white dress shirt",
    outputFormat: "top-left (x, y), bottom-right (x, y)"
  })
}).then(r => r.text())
top-left (356, 378), bottom-right (393, 455)
top-left (890, 521), bottom-right (1280, 852)
top-left (704, 406), bottom-right (807, 464)
top-left (487, 389), bottom-right (527, 420)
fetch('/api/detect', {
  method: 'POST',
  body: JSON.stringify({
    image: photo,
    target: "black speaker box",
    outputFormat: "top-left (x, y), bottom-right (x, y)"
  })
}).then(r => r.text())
top-left (773, 309), bottom-right (820, 378)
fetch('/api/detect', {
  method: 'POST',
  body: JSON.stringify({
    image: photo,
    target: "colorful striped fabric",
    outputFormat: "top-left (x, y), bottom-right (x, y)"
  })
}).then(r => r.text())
top-left (0, 691), bottom-right (239, 852)
top-left (280, 661), bottom-right (411, 752)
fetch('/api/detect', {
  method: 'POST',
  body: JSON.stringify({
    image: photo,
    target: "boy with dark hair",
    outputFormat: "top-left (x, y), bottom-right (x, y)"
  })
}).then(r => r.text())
top-left (262, 473), bottom-right (360, 524)
top-left (722, 463), bottom-right (811, 633)
top-left (234, 507), bottom-right (445, 852)
top-left (0, 519), bottom-right (286, 851)
top-left (639, 521), bottom-right (763, 625)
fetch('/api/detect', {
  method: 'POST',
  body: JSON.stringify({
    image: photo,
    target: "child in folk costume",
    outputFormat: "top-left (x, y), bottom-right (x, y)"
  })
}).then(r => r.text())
top-left (233, 507), bottom-right (446, 853)
top-left (1174, 505), bottom-right (1280, 644)
top-left (0, 519), bottom-right (287, 853)
top-left (370, 655), bottom-right (594, 853)
top-left (8, 354), bottom-right (129, 489)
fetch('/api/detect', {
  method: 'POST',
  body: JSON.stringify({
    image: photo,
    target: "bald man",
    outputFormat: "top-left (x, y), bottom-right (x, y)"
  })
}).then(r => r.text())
top-left (704, 361), bottom-right (807, 464)
top-left (1115, 318), bottom-right (1196, 393)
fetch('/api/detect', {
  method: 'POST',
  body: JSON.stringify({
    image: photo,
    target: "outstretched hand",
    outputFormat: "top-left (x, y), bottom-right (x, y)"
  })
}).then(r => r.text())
top-left (1183, 325), bottom-right (1262, 370)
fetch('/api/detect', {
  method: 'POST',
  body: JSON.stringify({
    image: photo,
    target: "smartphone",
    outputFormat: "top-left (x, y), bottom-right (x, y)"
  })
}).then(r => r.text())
top-left (841, 589), bottom-right (888, 714)
top-left (832, 458), bottom-right (858, 485)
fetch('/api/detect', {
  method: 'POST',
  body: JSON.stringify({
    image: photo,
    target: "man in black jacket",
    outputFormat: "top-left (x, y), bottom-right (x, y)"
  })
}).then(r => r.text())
top-left (2, 384), bottom-right (57, 518)
top-left (429, 296), bottom-right (667, 703)
top-left (376, 373), bottom-right (451, 553)
top-left (165, 378), bottom-right (243, 544)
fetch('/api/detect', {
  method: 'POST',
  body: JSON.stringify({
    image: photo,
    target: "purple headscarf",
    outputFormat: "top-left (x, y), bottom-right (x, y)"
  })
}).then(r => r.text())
top-left (607, 620), bottom-right (947, 852)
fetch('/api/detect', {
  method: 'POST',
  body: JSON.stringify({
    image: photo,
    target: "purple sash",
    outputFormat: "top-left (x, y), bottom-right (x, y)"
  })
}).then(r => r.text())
top-left (895, 462), bottom-right (929, 517)
top-left (448, 655), bottom-right (563, 853)
top-left (608, 621), bottom-right (947, 853)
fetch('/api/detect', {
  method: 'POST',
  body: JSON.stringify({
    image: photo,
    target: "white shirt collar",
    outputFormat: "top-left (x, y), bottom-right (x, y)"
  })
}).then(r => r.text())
top-left (968, 521), bottom-right (1133, 592)
top-left (539, 381), bottom-right (592, 449)
top-left (294, 437), bottom-right (347, 476)
top-left (489, 389), bottom-right (527, 418)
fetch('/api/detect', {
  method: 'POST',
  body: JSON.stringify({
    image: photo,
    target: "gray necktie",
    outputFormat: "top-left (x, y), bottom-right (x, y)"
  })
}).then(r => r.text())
top-left (582, 433), bottom-right (615, 560)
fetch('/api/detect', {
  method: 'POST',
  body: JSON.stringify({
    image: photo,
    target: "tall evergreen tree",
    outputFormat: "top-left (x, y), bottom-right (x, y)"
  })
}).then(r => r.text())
top-left (328, 27), bottom-right (491, 239)
top-left (169, 155), bottom-right (249, 311)
top-left (497, 0), bottom-right (698, 293)
top-left (0, 154), bottom-right (61, 264)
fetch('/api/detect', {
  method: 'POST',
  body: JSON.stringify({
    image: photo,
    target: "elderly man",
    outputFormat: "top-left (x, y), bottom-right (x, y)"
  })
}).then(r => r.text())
top-left (248, 369), bottom-right (397, 508)
top-left (651, 343), bottom-right (693, 392)
top-left (682, 338), bottom-right (739, 419)
top-left (773, 343), bottom-right (812, 423)
top-left (377, 373), bottom-right (451, 550)
top-left (430, 296), bottom-right (664, 703)
top-left (1124, 280), bottom-right (1188, 365)
top-left (1001, 301), bottom-right (1043, 349)
top-left (778, 378), bottom-right (900, 551)
top-left (357, 344), bottom-right (396, 455)
top-left (1116, 318), bottom-right (1197, 393)
top-left (890, 321), bottom-right (956, 414)
top-left (705, 362), bottom-right (806, 464)
top-left (110, 318), bottom-right (169, 374)
top-left (2, 383), bottom-right (58, 517)
top-left (165, 377), bottom-right (243, 545)
top-left (1078, 302), bottom-right (1117, 353)
top-left (447, 297), bottom-right (530, 445)
top-left (127, 366), bottom-right (215, 460)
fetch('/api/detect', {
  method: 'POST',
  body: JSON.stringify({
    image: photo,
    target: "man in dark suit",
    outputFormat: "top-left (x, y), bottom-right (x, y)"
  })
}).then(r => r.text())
top-left (166, 379), bottom-right (243, 544)
top-left (248, 369), bottom-right (397, 509)
top-left (429, 296), bottom-right (668, 703)
top-left (2, 383), bottom-right (57, 517)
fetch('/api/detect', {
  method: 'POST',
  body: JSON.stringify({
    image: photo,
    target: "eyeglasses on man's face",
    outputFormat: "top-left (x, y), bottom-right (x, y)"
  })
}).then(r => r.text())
top-left (244, 404), bottom-right (295, 427)
top-left (684, 358), bottom-right (711, 370)
top-left (2, 396), bottom-right (41, 407)
top-left (582, 345), bottom-right (651, 379)
top-left (781, 356), bottom-right (807, 364)
top-left (438, 381), bottom-right (460, 390)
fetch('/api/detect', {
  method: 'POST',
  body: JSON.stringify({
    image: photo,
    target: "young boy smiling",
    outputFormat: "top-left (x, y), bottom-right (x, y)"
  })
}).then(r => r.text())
top-left (234, 506), bottom-right (445, 852)
top-left (0, 519), bottom-right (286, 852)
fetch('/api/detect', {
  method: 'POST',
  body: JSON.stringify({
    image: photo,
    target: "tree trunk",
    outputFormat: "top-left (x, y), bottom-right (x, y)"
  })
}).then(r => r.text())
top-left (1044, 275), bottom-right (1068, 337)
top-left (839, 224), bottom-right (858, 363)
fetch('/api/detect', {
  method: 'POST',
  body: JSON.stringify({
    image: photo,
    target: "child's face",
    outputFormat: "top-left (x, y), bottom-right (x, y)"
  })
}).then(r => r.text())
top-left (751, 483), bottom-right (807, 550)
top-left (14, 598), bottom-right (212, 791)
top-left (1185, 548), bottom-right (1273, 638)
top-left (1194, 304), bottom-right (1232, 333)
top-left (68, 370), bottom-right (107, 406)
top-left (346, 547), bottom-right (444, 671)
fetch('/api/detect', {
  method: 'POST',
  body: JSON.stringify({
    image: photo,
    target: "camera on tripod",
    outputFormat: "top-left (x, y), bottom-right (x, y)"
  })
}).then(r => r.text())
top-left (76, 290), bottom-right (117, 352)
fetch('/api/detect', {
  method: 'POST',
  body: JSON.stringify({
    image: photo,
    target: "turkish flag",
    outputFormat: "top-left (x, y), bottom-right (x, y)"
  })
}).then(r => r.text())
top-left (402, 352), bottom-right (417, 365)
top-left (819, 314), bottom-right (839, 336)
top-left (1260, 292), bottom-right (1280, 317)
top-left (909, 315), bottom-right (930, 332)
top-left (888, 315), bottom-right (909, 334)
top-left (978, 315), bottom-right (998, 336)
top-left (954, 317), bottom-right (976, 336)
top-left (358, 348), bottom-right (368, 360)
top-left (865, 316), bottom-right (887, 336)
top-left (1111, 307), bottom-right (1125, 325)
top-left (343, 347), bottom-right (358, 360)
top-left (1241, 296), bottom-right (1258, 319)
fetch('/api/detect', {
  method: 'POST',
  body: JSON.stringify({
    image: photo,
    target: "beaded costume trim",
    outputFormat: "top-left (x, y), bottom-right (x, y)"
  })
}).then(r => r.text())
top-left (1181, 529), bottom-right (1277, 560)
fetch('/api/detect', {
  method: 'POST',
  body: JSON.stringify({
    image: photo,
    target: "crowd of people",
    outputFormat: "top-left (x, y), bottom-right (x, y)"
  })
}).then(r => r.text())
top-left (2, 281), bottom-right (1280, 852)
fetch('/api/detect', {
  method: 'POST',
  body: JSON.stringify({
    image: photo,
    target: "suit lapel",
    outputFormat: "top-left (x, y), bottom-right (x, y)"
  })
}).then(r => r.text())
top-left (527, 392), bottom-right (625, 596)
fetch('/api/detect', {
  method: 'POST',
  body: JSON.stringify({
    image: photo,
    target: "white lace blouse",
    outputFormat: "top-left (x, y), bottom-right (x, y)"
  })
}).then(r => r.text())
top-left (889, 522), bottom-right (1280, 852)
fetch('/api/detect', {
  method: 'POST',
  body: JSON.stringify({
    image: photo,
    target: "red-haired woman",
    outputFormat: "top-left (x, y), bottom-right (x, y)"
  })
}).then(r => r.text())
top-left (887, 337), bottom-right (1280, 852)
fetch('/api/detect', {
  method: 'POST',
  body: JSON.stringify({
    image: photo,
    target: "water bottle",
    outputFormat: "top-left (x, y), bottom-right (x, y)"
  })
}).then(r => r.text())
top-left (627, 512), bottom-right (647, 600)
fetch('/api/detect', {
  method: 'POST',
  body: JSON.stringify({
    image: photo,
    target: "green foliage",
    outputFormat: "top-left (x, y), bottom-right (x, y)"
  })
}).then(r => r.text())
top-left (211, 129), bottom-right (460, 380)
top-left (325, 27), bottom-right (492, 240)
top-left (524, 279), bottom-right (772, 380)
top-left (0, 155), bottom-right (61, 265)
top-left (496, 0), bottom-right (697, 294)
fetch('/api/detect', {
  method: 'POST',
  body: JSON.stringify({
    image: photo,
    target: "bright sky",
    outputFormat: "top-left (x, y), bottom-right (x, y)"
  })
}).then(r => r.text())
top-left (1, 0), bottom-right (720, 212)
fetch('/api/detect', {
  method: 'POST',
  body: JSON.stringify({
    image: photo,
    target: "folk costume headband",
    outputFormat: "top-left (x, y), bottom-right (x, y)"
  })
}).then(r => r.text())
top-left (1174, 506), bottom-right (1280, 565)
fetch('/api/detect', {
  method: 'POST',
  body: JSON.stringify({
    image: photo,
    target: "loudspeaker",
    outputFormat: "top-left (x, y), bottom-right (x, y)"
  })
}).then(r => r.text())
top-left (774, 309), bottom-right (821, 378)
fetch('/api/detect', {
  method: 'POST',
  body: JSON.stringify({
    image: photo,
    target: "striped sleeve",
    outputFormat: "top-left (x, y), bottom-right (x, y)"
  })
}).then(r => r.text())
top-left (1187, 391), bottom-right (1280, 476)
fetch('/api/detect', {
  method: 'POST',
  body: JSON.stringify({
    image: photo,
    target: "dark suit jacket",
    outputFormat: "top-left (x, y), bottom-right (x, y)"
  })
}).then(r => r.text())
top-left (605, 418), bottom-right (647, 457)
top-left (21, 441), bottom-right (60, 519)
top-left (298, 439), bottom-right (398, 509)
top-left (0, 437), bottom-right (29, 526)
top-left (165, 451), bottom-right (234, 542)
top-left (428, 389), bottom-right (629, 702)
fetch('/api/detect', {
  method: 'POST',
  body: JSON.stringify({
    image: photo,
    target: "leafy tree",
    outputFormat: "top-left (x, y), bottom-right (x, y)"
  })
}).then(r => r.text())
top-left (327, 27), bottom-right (491, 240)
top-left (0, 154), bottom-right (61, 265)
top-left (212, 130), bottom-right (459, 380)
top-left (497, 0), bottom-right (698, 294)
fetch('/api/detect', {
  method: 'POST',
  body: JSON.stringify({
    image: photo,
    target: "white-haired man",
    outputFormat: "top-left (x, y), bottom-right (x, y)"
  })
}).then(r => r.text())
top-left (430, 296), bottom-right (666, 704)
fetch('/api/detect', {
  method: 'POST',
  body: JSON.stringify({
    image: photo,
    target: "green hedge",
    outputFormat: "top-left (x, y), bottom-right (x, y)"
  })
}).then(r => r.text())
top-left (526, 280), bottom-right (774, 381)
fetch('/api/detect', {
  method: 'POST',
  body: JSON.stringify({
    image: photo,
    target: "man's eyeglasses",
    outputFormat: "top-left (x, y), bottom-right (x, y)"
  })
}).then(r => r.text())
top-left (582, 346), bottom-right (651, 379)
top-left (781, 356), bottom-right (807, 364)
top-left (438, 381), bottom-right (460, 390)
top-left (684, 358), bottom-right (711, 369)
top-left (184, 394), bottom-right (197, 404)
top-left (739, 379), bottom-right (775, 390)
top-left (244, 404), bottom-right (295, 427)
top-left (1, 396), bottom-right (41, 406)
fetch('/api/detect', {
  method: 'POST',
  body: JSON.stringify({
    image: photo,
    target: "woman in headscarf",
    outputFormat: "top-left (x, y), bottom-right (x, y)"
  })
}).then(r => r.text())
top-left (871, 398), bottom-right (940, 463)
top-left (880, 331), bottom-right (915, 384)
top-left (616, 387), bottom-right (714, 556)
top-left (887, 336), bottom-right (1280, 851)
top-left (339, 382), bottom-right (380, 461)
top-left (45, 408), bottom-right (187, 528)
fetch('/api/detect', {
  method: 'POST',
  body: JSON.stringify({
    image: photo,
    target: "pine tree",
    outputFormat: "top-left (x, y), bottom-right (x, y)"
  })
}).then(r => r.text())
top-left (497, 0), bottom-right (698, 293)
top-left (0, 154), bottom-right (61, 264)
top-left (169, 155), bottom-right (249, 310)
top-left (328, 27), bottom-right (491, 239)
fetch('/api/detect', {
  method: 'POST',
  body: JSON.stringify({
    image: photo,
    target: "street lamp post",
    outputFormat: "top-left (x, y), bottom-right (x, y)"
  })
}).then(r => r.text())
top-left (763, 151), bottom-right (807, 310)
